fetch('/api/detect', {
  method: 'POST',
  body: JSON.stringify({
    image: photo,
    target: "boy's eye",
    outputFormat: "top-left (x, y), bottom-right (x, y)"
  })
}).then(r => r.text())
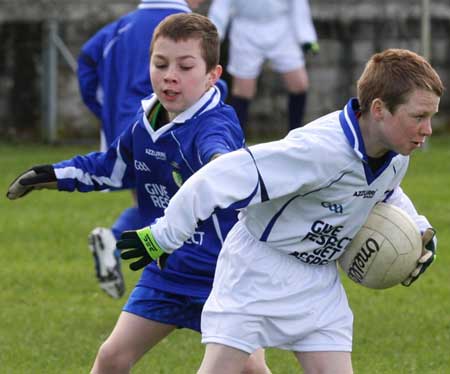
top-left (155, 64), bottom-right (167, 69)
top-left (180, 65), bottom-right (194, 71)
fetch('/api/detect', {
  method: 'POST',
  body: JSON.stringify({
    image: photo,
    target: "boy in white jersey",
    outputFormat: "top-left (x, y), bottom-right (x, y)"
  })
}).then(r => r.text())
top-left (112, 48), bottom-right (443, 373)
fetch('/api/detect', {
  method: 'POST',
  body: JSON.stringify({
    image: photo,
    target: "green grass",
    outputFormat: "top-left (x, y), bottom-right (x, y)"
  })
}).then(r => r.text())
top-left (0, 137), bottom-right (449, 373)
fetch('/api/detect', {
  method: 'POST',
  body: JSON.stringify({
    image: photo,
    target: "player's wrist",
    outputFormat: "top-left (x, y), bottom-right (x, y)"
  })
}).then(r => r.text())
top-left (136, 227), bottom-right (166, 260)
top-left (302, 42), bottom-right (320, 55)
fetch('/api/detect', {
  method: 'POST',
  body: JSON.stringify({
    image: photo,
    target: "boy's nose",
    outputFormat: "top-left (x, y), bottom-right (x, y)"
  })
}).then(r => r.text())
top-left (164, 67), bottom-right (178, 82)
top-left (420, 118), bottom-right (432, 137)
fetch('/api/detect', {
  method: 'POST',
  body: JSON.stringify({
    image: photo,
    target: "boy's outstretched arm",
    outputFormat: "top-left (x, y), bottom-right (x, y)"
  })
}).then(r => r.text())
top-left (6, 165), bottom-right (57, 200)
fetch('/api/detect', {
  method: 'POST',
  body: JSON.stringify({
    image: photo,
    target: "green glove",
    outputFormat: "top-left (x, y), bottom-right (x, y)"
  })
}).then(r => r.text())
top-left (117, 227), bottom-right (168, 271)
top-left (302, 42), bottom-right (320, 55)
top-left (402, 228), bottom-right (437, 286)
top-left (7, 164), bottom-right (57, 200)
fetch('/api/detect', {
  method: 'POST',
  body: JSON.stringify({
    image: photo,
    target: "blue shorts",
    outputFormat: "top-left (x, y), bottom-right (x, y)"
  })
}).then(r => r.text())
top-left (123, 286), bottom-right (207, 332)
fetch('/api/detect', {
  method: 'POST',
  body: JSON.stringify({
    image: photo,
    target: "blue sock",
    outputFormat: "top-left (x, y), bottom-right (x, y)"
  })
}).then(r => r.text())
top-left (288, 92), bottom-right (307, 130)
top-left (229, 95), bottom-right (250, 133)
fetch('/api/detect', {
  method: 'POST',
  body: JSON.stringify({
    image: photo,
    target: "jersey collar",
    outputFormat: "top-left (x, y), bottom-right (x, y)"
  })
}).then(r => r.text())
top-left (171, 85), bottom-right (220, 123)
top-left (140, 86), bottom-right (220, 141)
top-left (339, 98), bottom-right (367, 162)
top-left (138, 0), bottom-right (191, 12)
top-left (339, 98), bottom-right (398, 184)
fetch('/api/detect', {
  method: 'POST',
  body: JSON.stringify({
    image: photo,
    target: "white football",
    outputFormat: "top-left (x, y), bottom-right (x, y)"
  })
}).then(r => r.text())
top-left (339, 203), bottom-right (422, 289)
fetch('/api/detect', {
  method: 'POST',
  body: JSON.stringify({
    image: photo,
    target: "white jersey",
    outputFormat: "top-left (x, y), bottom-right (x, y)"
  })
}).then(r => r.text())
top-left (208, 0), bottom-right (317, 44)
top-left (152, 98), bottom-right (431, 265)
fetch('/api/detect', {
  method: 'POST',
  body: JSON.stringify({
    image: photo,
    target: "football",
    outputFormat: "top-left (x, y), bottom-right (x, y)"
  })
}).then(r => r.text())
top-left (339, 203), bottom-right (422, 289)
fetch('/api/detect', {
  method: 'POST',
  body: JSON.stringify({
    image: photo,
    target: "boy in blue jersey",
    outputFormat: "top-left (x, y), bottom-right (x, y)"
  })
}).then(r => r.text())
top-left (7, 13), bottom-right (270, 374)
top-left (104, 49), bottom-right (442, 373)
top-left (78, 0), bottom-right (208, 299)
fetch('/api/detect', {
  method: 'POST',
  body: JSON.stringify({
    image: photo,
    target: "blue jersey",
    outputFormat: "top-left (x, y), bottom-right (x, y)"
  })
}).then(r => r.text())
top-left (53, 87), bottom-right (244, 297)
top-left (77, 0), bottom-right (191, 146)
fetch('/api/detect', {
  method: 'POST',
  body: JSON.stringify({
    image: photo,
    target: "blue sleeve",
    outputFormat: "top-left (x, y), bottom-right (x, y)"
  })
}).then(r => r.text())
top-left (77, 53), bottom-right (101, 119)
top-left (77, 22), bottom-right (117, 119)
top-left (53, 124), bottom-right (136, 192)
top-left (195, 107), bottom-right (244, 164)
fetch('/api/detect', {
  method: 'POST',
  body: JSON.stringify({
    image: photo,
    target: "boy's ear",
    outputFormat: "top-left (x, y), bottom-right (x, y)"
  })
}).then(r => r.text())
top-left (208, 65), bottom-right (223, 86)
top-left (370, 98), bottom-right (387, 121)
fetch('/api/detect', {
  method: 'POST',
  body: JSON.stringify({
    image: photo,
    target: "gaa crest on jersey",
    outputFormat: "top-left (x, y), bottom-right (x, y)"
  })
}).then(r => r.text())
top-left (171, 162), bottom-right (184, 188)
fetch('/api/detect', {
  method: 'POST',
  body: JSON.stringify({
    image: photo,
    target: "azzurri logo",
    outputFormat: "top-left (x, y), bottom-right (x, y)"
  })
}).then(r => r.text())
top-left (321, 201), bottom-right (343, 214)
top-left (353, 190), bottom-right (376, 199)
top-left (145, 148), bottom-right (166, 160)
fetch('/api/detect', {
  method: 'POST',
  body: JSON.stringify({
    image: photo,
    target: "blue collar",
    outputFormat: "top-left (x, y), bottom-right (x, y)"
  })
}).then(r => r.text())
top-left (339, 98), bottom-right (397, 184)
top-left (138, 0), bottom-right (191, 12)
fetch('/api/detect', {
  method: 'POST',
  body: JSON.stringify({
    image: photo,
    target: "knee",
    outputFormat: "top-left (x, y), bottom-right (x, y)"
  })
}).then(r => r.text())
top-left (286, 80), bottom-right (309, 95)
top-left (283, 69), bottom-right (309, 93)
top-left (231, 77), bottom-right (257, 99)
top-left (241, 353), bottom-right (271, 374)
top-left (94, 340), bottom-right (132, 374)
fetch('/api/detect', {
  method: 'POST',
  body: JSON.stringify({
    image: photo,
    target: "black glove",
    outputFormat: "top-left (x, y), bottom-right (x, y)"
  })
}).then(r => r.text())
top-left (402, 228), bottom-right (436, 286)
top-left (301, 42), bottom-right (320, 56)
top-left (7, 164), bottom-right (57, 200)
top-left (117, 227), bottom-right (169, 271)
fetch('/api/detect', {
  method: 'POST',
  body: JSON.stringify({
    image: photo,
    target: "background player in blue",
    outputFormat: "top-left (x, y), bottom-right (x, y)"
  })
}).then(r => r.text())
top-left (77, 0), bottom-right (208, 299)
top-left (8, 13), bottom-right (270, 374)
top-left (109, 49), bottom-right (442, 373)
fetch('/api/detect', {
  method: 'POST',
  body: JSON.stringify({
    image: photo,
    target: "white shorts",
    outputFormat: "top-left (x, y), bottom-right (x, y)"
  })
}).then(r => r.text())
top-left (227, 16), bottom-right (305, 79)
top-left (201, 221), bottom-right (353, 354)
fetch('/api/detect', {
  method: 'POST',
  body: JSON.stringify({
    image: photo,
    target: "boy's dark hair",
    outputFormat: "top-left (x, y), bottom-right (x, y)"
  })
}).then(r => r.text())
top-left (150, 13), bottom-right (220, 72)
top-left (357, 48), bottom-right (444, 114)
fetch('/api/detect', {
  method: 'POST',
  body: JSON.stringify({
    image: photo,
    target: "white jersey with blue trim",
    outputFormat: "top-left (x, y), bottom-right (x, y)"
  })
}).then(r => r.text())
top-left (53, 86), bottom-right (244, 296)
top-left (208, 0), bottom-right (317, 44)
top-left (152, 98), bottom-right (432, 265)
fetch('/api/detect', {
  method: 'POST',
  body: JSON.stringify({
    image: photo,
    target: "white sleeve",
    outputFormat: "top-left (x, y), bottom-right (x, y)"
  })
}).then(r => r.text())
top-left (151, 138), bottom-right (315, 252)
top-left (151, 148), bottom-right (259, 252)
top-left (385, 186), bottom-right (433, 233)
top-left (291, 0), bottom-right (317, 44)
top-left (208, 0), bottom-right (232, 41)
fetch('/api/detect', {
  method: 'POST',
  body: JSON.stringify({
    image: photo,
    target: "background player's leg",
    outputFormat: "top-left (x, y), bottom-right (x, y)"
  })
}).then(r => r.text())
top-left (229, 77), bottom-right (257, 133)
top-left (281, 68), bottom-right (309, 129)
top-left (90, 191), bottom-right (144, 299)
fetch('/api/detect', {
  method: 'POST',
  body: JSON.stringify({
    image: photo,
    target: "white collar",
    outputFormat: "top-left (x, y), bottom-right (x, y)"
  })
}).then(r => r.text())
top-left (140, 86), bottom-right (220, 141)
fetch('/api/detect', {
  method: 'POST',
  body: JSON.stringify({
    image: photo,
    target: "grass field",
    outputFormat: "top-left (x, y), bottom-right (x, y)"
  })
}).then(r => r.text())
top-left (1, 136), bottom-right (449, 373)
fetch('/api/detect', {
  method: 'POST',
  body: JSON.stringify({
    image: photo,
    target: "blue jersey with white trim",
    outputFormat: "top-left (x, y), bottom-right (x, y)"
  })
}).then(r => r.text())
top-left (77, 0), bottom-right (191, 146)
top-left (151, 98), bottom-right (432, 265)
top-left (54, 87), bottom-right (244, 297)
